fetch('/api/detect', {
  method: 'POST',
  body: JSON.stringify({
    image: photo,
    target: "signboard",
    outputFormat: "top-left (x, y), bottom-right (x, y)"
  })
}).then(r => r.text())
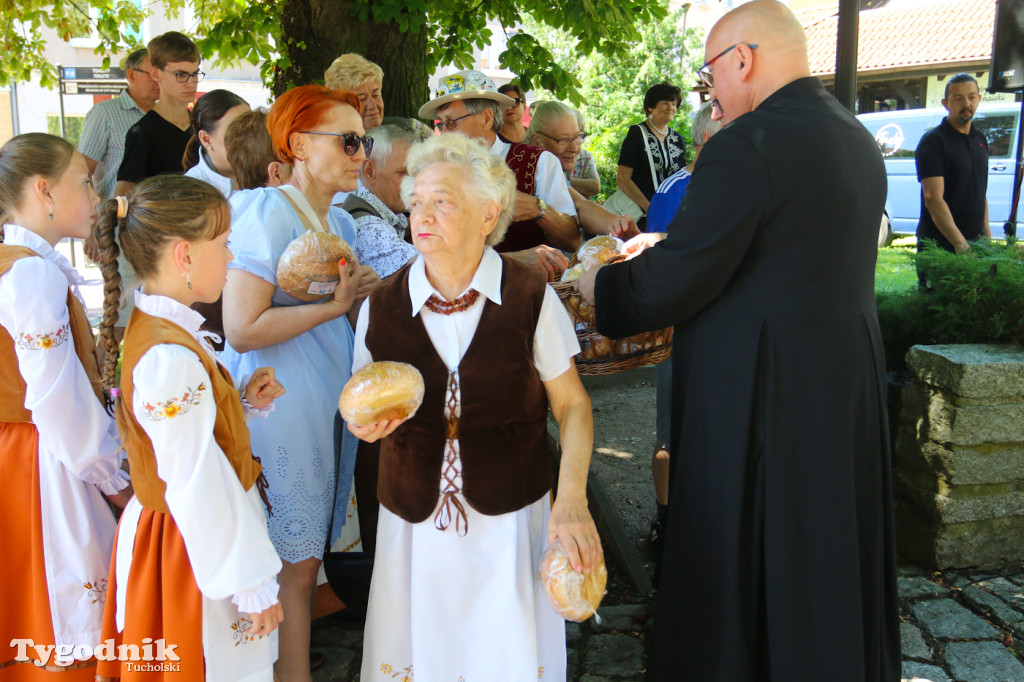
top-left (62, 66), bottom-right (126, 81)
top-left (61, 80), bottom-right (127, 95)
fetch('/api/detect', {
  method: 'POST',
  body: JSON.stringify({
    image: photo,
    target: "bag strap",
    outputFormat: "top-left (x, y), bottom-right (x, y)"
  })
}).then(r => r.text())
top-left (637, 123), bottom-right (661, 188)
top-left (277, 185), bottom-right (327, 233)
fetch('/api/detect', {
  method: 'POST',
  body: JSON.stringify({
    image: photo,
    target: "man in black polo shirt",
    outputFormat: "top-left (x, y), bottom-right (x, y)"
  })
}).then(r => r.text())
top-left (915, 73), bottom-right (990, 264)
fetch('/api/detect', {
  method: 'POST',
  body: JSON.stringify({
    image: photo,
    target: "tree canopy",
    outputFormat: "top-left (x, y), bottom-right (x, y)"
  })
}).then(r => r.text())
top-left (1, 0), bottom-right (671, 114)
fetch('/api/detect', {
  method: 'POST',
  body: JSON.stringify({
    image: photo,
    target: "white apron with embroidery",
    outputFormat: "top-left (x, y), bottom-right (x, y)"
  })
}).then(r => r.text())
top-left (0, 225), bottom-right (129, 657)
top-left (353, 250), bottom-right (580, 682)
top-left (112, 291), bottom-right (282, 681)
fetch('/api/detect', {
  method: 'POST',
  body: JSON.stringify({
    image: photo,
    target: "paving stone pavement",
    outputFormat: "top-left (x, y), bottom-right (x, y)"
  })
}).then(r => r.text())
top-left (310, 569), bottom-right (1024, 681)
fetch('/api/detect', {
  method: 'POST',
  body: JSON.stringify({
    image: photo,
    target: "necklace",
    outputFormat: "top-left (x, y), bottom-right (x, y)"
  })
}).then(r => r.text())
top-left (424, 289), bottom-right (480, 315)
top-left (647, 119), bottom-right (669, 136)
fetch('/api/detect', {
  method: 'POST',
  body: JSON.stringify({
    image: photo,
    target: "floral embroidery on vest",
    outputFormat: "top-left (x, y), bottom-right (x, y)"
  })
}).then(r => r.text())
top-left (16, 324), bottom-right (69, 351)
top-left (84, 578), bottom-right (108, 603)
top-left (143, 383), bottom-right (206, 421)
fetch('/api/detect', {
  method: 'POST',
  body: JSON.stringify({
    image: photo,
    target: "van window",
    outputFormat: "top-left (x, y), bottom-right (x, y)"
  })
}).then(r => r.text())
top-left (973, 114), bottom-right (1016, 159)
top-left (862, 117), bottom-right (936, 158)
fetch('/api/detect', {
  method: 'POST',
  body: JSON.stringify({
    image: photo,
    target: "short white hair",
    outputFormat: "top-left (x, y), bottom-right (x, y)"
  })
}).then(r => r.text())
top-left (360, 124), bottom-right (415, 181)
top-left (400, 133), bottom-right (516, 247)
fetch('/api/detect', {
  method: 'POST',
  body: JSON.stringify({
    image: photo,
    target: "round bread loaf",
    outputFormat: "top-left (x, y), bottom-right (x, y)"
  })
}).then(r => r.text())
top-left (539, 540), bottom-right (607, 622)
top-left (577, 235), bottom-right (624, 271)
top-left (339, 361), bottom-right (425, 427)
top-left (276, 231), bottom-right (358, 302)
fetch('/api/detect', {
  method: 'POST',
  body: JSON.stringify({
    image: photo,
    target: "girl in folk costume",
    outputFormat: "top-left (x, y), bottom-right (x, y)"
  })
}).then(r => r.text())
top-left (0, 133), bottom-right (132, 681)
top-left (93, 175), bottom-right (285, 682)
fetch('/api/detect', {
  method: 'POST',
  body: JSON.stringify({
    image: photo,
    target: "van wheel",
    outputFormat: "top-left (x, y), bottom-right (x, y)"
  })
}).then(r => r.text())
top-left (878, 213), bottom-right (894, 248)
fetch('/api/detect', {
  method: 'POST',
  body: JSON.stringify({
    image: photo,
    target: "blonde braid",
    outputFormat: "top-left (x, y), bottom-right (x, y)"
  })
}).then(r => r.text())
top-left (96, 197), bottom-right (124, 405)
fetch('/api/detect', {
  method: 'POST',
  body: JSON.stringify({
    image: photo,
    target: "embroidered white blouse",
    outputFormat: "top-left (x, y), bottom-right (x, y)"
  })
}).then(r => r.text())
top-left (123, 291), bottom-right (281, 613)
top-left (0, 224), bottom-right (128, 492)
top-left (0, 223), bottom-right (129, 654)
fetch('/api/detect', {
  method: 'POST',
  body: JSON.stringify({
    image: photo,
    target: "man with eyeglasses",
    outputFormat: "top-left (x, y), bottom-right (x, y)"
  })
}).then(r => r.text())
top-left (115, 31), bottom-right (203, 197)
top-left (578, 1), bottom-right (900, 679)
top-left (78, 48), bottom-right (160, 202)
top-left (915, 73), bottom-right (990, 265)
top-left (418, 70), bottom-right (580, 276)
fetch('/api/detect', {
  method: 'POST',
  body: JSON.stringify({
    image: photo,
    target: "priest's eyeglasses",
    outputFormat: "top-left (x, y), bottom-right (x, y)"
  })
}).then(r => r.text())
top-left (696, 43), bottom-right (758, 88)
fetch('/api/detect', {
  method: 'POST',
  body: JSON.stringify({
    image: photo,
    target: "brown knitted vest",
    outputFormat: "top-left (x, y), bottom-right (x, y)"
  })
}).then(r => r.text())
top-left (117, 309), bottom-right (266, 514)
top-left (0, 245), bottom-right (105, 422)
top-left (364, 254), bottom-right (552, 522)
top-left (497, 142), bottom-right (549, 253)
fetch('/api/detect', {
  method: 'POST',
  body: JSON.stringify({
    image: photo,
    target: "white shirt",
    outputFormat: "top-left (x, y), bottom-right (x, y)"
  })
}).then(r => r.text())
top-left (0, 224), bottom-right (127, 493)
top-left (353, 247), bottom-right (579, 379)
top-left (488, 137), bottom-right (578, 218)
top-left (185, 149), bottom-right (234, 199)
top-left (123, 291), bottom-right (281, 613)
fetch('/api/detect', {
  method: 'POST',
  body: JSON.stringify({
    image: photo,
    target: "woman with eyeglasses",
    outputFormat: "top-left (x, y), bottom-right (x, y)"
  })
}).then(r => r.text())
top-left (497, 82), bottom-right (529, 143)
top-left (220, 84), bottom-right (380, 682)
top-left (614, 82), bottom-right (688, 226)
top-left (529, 102), bottom-right (600, 198)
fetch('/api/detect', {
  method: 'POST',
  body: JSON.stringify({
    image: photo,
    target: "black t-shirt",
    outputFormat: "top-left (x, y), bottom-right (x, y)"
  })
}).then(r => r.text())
top-left (117, 110), bottom-right (191, 183)
top-left (915, 117), bottom-right (988, 251)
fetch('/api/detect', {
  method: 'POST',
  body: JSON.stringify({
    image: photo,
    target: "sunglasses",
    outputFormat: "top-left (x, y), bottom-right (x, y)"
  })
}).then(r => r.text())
top-left (298, 131), bottom-right (374, 157)
top-left (508, 97), bottom-right (524, 106)
top-left (433, 111), bottom-right (478, 133)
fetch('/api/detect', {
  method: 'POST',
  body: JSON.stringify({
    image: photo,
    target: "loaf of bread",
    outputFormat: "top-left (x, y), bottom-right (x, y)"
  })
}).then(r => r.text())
top-left (577, 235), bottom-right (624, 271)
top-left (539, 540), bottom-right (607, 622)
top-left (338, 361), bottom-right (425, 427)
top-left (276, 231), bottom-right (358, 302)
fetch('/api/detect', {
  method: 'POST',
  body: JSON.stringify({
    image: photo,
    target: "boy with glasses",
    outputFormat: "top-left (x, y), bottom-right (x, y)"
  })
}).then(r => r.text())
top-left (115, 31), bottom-right (204, 197)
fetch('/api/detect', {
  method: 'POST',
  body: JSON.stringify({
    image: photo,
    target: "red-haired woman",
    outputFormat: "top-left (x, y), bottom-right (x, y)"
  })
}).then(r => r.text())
top-left (220, 84), bottom-right (378, 681)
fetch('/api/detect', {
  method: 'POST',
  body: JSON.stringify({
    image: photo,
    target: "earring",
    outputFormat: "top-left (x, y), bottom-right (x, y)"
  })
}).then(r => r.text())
top-left (183, 270), bottom-right (192, 290)
top-left (48, 204), bottom-right (54, 221)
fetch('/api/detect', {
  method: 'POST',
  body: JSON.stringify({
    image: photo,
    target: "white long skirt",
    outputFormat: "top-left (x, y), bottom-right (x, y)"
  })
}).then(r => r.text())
top-left (360, 493), bottom-right (565, 682)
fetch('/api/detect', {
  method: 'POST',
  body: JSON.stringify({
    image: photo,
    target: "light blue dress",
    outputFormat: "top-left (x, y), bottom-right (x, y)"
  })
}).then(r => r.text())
top-left (221, 187), bottom-right (360, 563)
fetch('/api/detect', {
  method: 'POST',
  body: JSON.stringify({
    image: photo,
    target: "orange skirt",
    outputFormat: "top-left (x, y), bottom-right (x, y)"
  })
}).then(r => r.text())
top-left (0, 422), bottom-right (96, 681)
top-left (95, 509), bottom-right (204, 682)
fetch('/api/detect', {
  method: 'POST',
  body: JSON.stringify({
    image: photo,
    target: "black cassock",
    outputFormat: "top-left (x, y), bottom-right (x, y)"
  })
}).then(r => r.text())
top-left (595, 78), bottom-right (900, 681)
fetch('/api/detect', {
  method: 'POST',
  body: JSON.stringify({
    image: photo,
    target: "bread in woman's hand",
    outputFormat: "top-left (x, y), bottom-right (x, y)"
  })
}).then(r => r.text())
top-left (276, 232), bottom-right (358, 302)
top-left (539, 540), bottom-right (607, 622)
top-left (339, 361), bottom-right (425, 427)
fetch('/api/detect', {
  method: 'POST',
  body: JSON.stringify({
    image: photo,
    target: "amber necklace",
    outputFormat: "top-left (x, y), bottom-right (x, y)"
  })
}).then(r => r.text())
top-left (424, 289), bottom-right (480, 315)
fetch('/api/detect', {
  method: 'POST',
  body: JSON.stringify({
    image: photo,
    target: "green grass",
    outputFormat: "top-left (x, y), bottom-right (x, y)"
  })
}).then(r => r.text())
top-left (876, 237), bottom-right (918, 294)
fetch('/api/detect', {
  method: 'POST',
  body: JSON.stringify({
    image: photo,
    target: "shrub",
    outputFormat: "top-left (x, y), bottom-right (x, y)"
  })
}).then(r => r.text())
top-left (876, 240), bottom-right (1024, 371)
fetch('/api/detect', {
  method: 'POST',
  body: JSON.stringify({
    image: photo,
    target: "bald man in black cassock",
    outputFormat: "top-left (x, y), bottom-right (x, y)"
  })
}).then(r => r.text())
top-left (577, 1), bottom-right (900, 680)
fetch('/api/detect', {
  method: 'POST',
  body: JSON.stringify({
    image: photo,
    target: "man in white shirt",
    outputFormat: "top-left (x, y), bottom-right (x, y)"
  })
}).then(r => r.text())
top-left (418, 70), bottom-right (580, 274)
top-left (77, 48), bottom-right (160, 200)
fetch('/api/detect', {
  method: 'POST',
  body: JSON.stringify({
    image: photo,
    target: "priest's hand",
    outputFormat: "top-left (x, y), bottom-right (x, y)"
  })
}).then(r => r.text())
top-left (575, 263), bottom-right (602, 306)
top-left (622, 232), bottom-right (666, 258)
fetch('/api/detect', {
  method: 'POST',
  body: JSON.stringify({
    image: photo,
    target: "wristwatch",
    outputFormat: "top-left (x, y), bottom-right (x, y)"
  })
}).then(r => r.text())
top-left (536, 197), bottom-right (547, 221)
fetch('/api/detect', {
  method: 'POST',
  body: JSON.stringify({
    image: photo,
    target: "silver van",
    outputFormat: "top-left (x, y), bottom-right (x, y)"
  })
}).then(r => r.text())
top-left (857, 103), bottom-right (1022, 246)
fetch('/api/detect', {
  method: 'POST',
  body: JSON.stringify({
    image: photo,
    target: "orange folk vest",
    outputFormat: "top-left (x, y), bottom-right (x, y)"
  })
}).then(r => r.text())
top-left (116, 309), bottom-right (268, 514)
top-left (0, 245), bottom-right (105, 423)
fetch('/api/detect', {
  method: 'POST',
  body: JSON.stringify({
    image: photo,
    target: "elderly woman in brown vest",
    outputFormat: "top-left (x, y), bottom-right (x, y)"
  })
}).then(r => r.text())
top-left (349, 133), bottom-right (601, 682)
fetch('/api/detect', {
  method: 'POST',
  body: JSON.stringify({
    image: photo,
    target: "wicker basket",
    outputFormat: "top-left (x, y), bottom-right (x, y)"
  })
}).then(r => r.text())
top-left (551, 278), bottom-right (673, 376)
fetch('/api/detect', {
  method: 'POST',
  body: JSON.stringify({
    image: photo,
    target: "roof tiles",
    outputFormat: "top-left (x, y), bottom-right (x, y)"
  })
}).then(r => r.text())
top-left (800, 0), bottom-right (996, 77)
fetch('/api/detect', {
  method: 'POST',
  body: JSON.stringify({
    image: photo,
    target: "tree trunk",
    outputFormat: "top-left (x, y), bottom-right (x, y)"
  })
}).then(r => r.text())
top-left (274, 0), bottom-right (431, 120)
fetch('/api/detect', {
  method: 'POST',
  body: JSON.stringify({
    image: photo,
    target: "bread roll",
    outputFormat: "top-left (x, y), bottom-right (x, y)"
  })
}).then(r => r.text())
top-left (539, 540), bottom-right (607, 622)
top-left (276, 231), bottom-right (358, 302)
top-left (339, 361), bottom-right (425, 427)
